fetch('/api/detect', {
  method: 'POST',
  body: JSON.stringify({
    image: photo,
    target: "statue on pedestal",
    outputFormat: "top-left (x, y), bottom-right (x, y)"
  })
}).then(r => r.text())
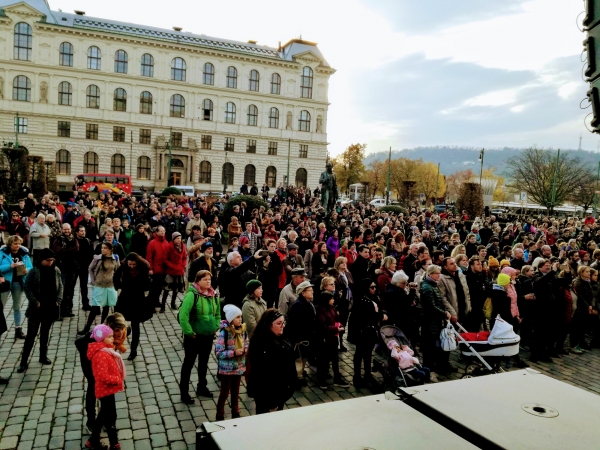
top-left (319, 161), bottom-right (338, 213)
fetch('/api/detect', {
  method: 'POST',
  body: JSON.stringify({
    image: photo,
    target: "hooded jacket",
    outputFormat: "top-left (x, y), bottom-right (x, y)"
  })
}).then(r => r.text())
top-left (242, 294), bottom-right (267, 336)
top-left (87, 342), bottom-right (125, 398)
top-left (0, 245), bottom-right (33, 284)
top-left (178, 284), bottom-right (220, 337)
top-left (146, 233), bottom-right (171, 274)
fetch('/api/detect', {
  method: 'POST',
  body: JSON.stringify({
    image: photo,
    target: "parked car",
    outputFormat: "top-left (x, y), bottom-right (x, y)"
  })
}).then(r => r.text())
top-left (202, 192), bottom-right (225, 198)
top-left (370, 198), bottom-right (387, 207)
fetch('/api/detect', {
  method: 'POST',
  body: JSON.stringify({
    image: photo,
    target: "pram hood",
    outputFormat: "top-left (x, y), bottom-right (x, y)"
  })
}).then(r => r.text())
top-left (488, 315), bottom-right (520, 345)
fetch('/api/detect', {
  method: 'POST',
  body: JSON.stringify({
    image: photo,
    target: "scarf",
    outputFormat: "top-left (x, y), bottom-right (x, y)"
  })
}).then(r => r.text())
top-left (227, 323), bottom-right (247, 352)
top-left (101, 346), bottom-right (126, 380)
top-left (425, 275), bottom-right (438, 284)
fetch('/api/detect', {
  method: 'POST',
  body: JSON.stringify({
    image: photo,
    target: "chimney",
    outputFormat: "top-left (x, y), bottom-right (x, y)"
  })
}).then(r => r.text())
top-left (74, 10), bottom-right (85, 15)
top-left (173, 27), bottom-right (182, 32)
top-left (278, 41), bottom-right (282, 52)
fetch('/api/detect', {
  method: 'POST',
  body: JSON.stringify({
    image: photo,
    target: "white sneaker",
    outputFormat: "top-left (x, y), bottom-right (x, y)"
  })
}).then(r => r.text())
top-left (429, 372), bottom-right (439, 383)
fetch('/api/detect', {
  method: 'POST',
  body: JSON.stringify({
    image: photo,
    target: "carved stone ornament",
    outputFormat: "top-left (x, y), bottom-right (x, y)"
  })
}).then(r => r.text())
top-left (40, 81), bottom-right (48, 103)
top-left (0, 77), bottom-right (3, 99)
top-left (286, 111), bottom-right (293, 130)
top-left (316, 115), bottom-right (323, 132)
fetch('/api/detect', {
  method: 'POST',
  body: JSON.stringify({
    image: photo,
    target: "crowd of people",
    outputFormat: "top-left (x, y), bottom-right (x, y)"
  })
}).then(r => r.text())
top-left (2, 187), bottom-right (600, 448)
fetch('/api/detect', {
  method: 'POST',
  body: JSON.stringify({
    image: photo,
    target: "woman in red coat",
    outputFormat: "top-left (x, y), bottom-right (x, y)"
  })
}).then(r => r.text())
top-left (162, 232), bottom-right (187, 312)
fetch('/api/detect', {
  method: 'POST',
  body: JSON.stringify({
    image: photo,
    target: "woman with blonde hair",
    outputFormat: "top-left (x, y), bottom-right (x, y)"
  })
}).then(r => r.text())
top-left (451, 244), bottom-right (466, 259)
top-left (376, 256), bottom-right (397, 293)
top-left (227, 216), bottom-right (242, 246)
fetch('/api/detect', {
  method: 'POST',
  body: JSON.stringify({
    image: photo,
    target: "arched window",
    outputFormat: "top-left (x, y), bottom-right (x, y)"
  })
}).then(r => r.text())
top-left (58, 81), bottom-right (72, 106)
top-left (137, 156), bottom-right (151, 180)
top-left (202, 99), bottom-right (213, 121)
top-left (247, 104), bottom-right (258, 126)
top-left (171, 57), bottom-right (186, 81)
top-left (86, 85), bottom-right (100, 108)
top-left (249, 69), bottom-right (260, 91)
top-left (87, 46), bottom-right (101, 70)
top-left (14, 22), bottom-right (32, 61)
top-left (301, 66), bottom-right (313, 99)
top-left (170, 94), bottom-right (185, 117)
top-left (171, 158), bottom-right (184, 168)
top-left (299, 110), bottom-right (311, 132)
top-left (141, 53), bottom-right (154, 77)
top-left (271, 73), bottom-right (281, 95)
top-left (83, 151), bottom-right (99, 173)
top-left (266, 166), bottom-right (277, 188)
top-left (225, 102), bottom-right (236, 123)
top-left (140, 91), bottom-right (152, 114)
top-left (199, 160), bottom-right (212, 183)
top-left (244, 164), bottom-right (256, 184)
top-left (111, 154), bottom-right (126, 174)
top-left (268, 107), bottom-right (279, 128)
top-left (55, 149), bottom-right (71, 175)
top-left (226, 66), bottom-right (237, 88)
top-left (115, 50), bottom-right (128, 73)
top-left (295, 168), bottom-right (308, 187)
top-left (222, 162), bottom-right (234, 186)
top-left (13, 75), bottom-right (31, 102)
top-left (59, 42), bottom-right (73, 66)
top-left (203, 63), bottom-right (214, 85)
top-left (113, 88), bottom-right (127, 111)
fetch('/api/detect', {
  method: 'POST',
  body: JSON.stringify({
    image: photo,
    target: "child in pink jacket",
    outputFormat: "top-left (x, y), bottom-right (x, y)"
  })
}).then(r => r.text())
top-left (387, 340), bottom-right (433, 384)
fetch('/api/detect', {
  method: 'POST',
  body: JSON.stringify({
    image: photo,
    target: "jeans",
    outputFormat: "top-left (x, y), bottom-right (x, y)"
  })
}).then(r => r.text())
top-left (21, 314), bottom-right (53, 363)
top-left (0, 280), bottom-right (24, 327)
top-left (353, 341), bottom-right (374, 379)
top-left (92, 394), bottom-right (117, 445)
top-left (216, 375), bottom-right (241, 416)
top-left (60, 272), bottom-right (78, 315)
top-left (317, 343), bottom-right (340, 381)
top-left (180, 334), bottom-right (214, 393)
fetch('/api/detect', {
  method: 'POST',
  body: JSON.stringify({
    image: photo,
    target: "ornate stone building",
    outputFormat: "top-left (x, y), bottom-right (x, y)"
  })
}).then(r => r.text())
top-left (0, 0), bottom-right (334, 192)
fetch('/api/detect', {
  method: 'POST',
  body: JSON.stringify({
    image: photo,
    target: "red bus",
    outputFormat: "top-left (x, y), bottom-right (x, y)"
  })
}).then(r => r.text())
top-left (75, 174), bottom-right (132, 195)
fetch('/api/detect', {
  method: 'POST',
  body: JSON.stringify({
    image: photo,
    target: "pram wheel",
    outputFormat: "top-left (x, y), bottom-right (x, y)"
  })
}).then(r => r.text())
top-left (464, 364), bottom-right (478, 375)
top-left (461, 374), bottom-right (474, 379)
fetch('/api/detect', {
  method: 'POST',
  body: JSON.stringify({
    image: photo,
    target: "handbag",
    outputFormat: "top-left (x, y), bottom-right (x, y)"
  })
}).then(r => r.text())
top-left (440, 322), bottom-right (457, 352)
top-left (16, 264), bottom-right (28, 277)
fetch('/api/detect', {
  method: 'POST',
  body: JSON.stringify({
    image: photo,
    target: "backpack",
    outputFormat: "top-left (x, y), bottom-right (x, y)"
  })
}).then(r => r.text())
top-left (176, 293), bottom-right (200, 325)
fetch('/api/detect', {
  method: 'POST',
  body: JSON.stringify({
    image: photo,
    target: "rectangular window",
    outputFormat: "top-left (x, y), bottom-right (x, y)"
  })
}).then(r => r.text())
top-left (246, 139), bottom-right (257, 154)
top-left (225, 137), bottom-right (235, 152)
top-left (201, 135), bottom-right (212, 149)
top-left (86, 123), bottom-right (98, 140)
top-left (172, 132), bottom-right (182, 148)
top-left (299, 144), bottom-right (308, 158)
top-left (14, 117), bottom-right (28, 134)
top-left (139, 129), bottom-right (151, 144)
top-left (268, 142), bottom-right (278, 156)
top-left (113, 126), bottom-right (125, 142)
top-left (58, 121), bottom-right (70, 137)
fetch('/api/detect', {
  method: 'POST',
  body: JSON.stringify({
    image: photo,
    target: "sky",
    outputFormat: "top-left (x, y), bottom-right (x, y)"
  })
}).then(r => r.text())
top-left (45, 0), bottom-right (592, 156)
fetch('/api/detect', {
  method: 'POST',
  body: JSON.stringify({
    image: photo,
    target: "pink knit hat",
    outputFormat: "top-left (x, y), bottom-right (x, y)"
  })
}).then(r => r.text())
top-left (501, 267), bottom-right (518, 277)
top-left (387, 340), bottom-right (399, 350)
top-left (92, 324), bottom-right (113, 342)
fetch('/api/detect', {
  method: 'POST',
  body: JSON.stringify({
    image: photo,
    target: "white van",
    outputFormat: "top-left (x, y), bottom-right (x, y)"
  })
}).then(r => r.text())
top-left (171, 185), bottom-right (195, 196)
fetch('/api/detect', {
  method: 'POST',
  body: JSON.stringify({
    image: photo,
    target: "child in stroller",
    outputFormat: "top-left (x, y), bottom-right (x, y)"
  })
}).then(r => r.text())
top-left (387, 340), bottom-right (433, 385)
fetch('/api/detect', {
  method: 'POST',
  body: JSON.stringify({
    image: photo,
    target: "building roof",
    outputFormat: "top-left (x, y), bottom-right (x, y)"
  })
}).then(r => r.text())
top-left (0, 0), bottom-right (332, 67)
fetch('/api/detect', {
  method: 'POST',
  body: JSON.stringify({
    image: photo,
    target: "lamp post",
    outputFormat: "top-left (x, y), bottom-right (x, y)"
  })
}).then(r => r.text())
top-left (386, 146), bottom-right (391, 205)
top-left (223, 150), bottom-right (229, 195)
top-left (478, 148), bottom-right (484, 185)
top-left (594, 161), bottom-right (600, 218)
top-left (167, 127), bottom-right (173, 187)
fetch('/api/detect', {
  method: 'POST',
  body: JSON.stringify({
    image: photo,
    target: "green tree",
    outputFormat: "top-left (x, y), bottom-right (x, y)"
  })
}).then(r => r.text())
top-left (333, 143), bottom-right (366, 195)
top-left (506, 148), bottom-right (595, 211)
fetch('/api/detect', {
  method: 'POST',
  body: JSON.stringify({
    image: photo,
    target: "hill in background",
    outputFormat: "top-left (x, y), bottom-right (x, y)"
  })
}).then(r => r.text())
top-left (363, 146), bottom-right (600, 175)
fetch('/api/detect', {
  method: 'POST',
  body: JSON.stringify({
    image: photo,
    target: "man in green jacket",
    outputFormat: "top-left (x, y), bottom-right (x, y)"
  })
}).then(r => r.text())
top-left (178, 269), bottom-right (220, 404)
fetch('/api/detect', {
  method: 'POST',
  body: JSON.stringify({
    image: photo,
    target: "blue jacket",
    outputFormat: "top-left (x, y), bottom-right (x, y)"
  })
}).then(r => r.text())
top-left (0, 245), bottom-right (33, 284)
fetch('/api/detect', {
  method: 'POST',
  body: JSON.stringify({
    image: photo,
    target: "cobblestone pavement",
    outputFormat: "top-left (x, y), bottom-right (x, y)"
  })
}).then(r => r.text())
top-left (1, 285), bottom-right (600, 449)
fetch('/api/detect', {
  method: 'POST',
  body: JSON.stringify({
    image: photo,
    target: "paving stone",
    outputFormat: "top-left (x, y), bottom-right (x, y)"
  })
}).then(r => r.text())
top-left (0, 436), bottom-right (19, 450)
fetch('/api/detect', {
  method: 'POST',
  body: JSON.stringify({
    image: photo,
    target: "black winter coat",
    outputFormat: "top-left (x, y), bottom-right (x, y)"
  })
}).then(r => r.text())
top-left (285, 296), bottom-right (317, 354)
top-left (247, 335), bottom-right (296, 408)
top-left (420, 278), bottom-right (447, 341)
top-left (113, 262), bottom-right (152, 322)
top-left (130, 232), bottom-right (149, 259)
top-left (347, 293), bottom-right (381, 345)
top-left (383, 283), bottom-right (415, 329)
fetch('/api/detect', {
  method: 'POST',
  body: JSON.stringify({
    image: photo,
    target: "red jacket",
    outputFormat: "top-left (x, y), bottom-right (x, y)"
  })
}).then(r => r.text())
top-left (146, 233), bottom-right (171, 274)
top-left (276, 249), bottom-right (287, 289)
top-left (87, 342), bottom-right (124, 398)
top-left (164, 242), bottom-right (187, 276)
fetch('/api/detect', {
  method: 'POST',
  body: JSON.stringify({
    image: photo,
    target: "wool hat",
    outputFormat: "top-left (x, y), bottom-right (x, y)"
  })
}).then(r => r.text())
top-left (488, 256), bottom-right (499, 268)
top-left (296, 280), bottom-right (314, 296)
top-left (92, 324), bottom-right (114, 342)
top-left (38, 248), bottom-right (55, 261)
top-left (192, 234), bottom-right (204, 243)
top-left (223, 304), bottom-right (242, 323)
top-left (201, 241), bottom-right (213, 252)
top-left (579, 250), bottom-right (588, 259)
top-left (171, 231), bottom-right (182, 240)
top-left (239, 236), bottom-right (249, 246)
top-left (501, 267), bottom-right (518, 277)
top-left (497, 273), bottom-right (511, 287)
top-left (246, 279), bottom-right (262, 294)
top-left (287, 243), bottom-right (299, 250)
top-left (500, 259), bottom-right (510, 268)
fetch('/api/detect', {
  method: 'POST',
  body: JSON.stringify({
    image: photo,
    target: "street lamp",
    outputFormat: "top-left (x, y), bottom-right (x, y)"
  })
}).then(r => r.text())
top-left (478, 148), bottom-right (484, 186)
top-left (223, 150), bottom-right (229, 195)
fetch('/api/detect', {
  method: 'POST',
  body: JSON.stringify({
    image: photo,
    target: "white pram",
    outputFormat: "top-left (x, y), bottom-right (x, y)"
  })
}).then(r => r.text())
top-left (452, 315), bottom-right (521, 378)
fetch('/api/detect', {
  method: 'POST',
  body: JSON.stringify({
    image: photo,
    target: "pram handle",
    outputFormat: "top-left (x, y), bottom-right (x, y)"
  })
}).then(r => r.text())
top-left (455, 322), bottom-right (469, 333)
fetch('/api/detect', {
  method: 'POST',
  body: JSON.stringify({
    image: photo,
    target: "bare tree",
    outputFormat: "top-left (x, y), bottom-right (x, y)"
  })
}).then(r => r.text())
top-left (506, 148), bottom-right (595, 212)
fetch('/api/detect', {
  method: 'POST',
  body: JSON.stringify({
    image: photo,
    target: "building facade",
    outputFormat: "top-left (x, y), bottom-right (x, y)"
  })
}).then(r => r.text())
top-left (0, 0), bottom-right (334, 192)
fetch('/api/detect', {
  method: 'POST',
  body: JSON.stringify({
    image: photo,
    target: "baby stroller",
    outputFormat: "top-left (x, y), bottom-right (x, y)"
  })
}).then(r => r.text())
top-left (375, 325), bottom-right (427, 388)
top-left (451, 316), bottom-right (521, 378)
